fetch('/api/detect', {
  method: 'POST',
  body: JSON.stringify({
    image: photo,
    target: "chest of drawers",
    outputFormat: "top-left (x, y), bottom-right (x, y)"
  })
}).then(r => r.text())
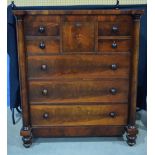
top-left (13, 9), bottom-right (143, 148)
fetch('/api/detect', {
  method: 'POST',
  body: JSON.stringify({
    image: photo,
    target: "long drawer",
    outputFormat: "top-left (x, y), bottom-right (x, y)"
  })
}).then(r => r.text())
top-left (27, 54), bottom-right (130, 80)
top-left (28, 79), bottom-right (129, 104)
top-left (30, 104), bottom-right (128, 126)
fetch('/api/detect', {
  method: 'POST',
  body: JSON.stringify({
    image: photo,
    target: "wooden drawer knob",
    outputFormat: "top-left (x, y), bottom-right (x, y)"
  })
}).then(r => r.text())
top-left (41, 64), bottom-right (47, 71)
top-left (75, 23), bottom-right (82, 27)
top-left (42, 89), bottom-right (48, 96)
top-left (39, 26), bottom-right (45, 33)
top-left (39, 41), bottom-right (45, 49)
top-left (111, 64), bottom-right (118, 70)
top-left (112, 41), bottom-right (117, 48)
top-left (110, 88), bottom-right (117, 95)
top-left (109, 112), bottom-right (116, 118)
top-left (112, 26), bottom-right (118, 32)
top-left (43, 113), bottom-right (49, 119)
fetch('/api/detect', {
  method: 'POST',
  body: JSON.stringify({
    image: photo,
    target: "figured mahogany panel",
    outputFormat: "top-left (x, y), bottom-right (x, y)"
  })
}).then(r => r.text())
top-left (27, 54), bottom-right (130, 79)
top-left (62, 22), bottom-right (95, 52)
top-left (30, 104), bottom-right (128, 126)
top-left (28, 79), bottom-right (129, 104)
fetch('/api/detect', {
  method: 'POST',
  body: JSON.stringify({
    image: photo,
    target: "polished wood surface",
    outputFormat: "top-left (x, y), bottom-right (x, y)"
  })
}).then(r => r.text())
top-left (62, 22), bottom-right (95, 52)
top-left (26, 37), bottom-right (60, 54)
top-left (24, 22), bottom-right (60, 36)
top-left (14, 9), bottom-right (144, 147)
top-left (30, 104), bottom-right (128, 126)
top-left (27, 54), bottom-right (130, 79)
top-left (29, 80), bottom-right (129, 103)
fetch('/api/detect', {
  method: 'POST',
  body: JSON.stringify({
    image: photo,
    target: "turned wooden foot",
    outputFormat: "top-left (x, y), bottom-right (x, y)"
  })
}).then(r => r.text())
top-left (22, 136), bottom-right (32, 148)
top-left (125, 125), bottom-right (138, 146)
top-left (20, 126), bottom-right (32, 148)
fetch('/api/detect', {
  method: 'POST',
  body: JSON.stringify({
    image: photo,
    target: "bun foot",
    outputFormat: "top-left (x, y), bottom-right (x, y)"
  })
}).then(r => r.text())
top-left (22, 136), bottom-right (32, 148)
top-left (20, 126), bottom-right (32, 148)
top-left (125, 125), bottom-right (138, 146)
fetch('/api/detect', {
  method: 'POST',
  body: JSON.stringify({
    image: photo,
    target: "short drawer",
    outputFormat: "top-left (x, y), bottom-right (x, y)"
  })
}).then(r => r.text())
top-left (26, 37), bottom-right (60, 54)
top-left (30, 104), bottom-right (128, 126)
top-left (28, 79), bottom-right (129, 104)
top-left (98, 39), bottom-right (131, 52)
top-left (24, 22), bottom-right (60, 36)
top-left (98, 22), bottom-right (132, 36)
top-left (27, 54), bottom-right (130, 79)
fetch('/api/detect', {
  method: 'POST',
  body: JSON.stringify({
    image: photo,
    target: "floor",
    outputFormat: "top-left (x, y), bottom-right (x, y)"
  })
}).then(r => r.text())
top-left (7, 109), bottom-right (147, 155)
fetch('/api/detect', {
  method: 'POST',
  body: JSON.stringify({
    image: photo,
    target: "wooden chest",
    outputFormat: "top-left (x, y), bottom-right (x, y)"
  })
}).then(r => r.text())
top-left (13, 9), bottom-right (143, 148)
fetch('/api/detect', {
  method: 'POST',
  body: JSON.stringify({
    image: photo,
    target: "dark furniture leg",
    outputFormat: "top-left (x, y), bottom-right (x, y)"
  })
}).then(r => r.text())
top-left (125, 125), bottom-right (138, 146)
top-left (21, 127), bottom-right (32, 148)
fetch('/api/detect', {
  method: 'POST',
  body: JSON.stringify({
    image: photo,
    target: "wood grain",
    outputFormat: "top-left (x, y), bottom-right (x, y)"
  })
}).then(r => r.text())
top-left (32, 125), bottom-right (125, 137)
top-left (30, 104), bottom-right (128, 126)
top-left (24, 22), bottom-right (60, 36)
top-left (26, 37), bottom-right (60, 54)
top-left (98, 39), bottom-right (131, 52)
top-left (27, 54), bottom-right (130, 79)
top-left (98, 22), bottom-right (133, 36)
top-left (28, 79), bottom-right (129, 103)
top-left (62, 22), bottom-right (95, 52)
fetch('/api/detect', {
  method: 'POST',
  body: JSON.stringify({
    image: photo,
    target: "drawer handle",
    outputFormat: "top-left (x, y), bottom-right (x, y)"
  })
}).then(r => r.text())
top-left (42, 89), bottom-right (48, 96)
top-left (39, 41), bottom-right (45, 49)
top-left (41, 64), bottom-right (47, 71)
top-left (75, 23), bottom-right (82, 27)
top-left (112, 26), bottom-right (118, 32)
top-left (39, 26), bottom-right (45, 33)
top-left (112, 41), bottom-right (117, 48)
top-left (43, 113), bottom-right (49, 119)
top-left (110, 88), bottom-right (117, 95)
top-left (111, 64), bottom-right (118, 70)
top-left (109, 112), bottom-right (116, 118)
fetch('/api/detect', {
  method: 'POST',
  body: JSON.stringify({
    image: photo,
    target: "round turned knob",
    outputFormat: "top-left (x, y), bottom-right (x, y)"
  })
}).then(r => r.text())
top-left (41, 64), bottom-right (47, 71)
top-left (110, 88), bottom-right (117, 95)
top-left (39, 41), bottom-right (45, 49)
top-left (43, 113), bottom-right (49, 119)
top-left (111, 64), bottom-right (118, 70)
top-left (112, 26), bottom-right (118, 32)
top-left (112, 41), bottom-right (117, 48)
top-left (42, 89), bottom-right (48, 96)
top-left (75, 23), bottom-right (82, 27)
top-left (109, 112), bottom-right (116, 118)
top-left (39, 26), bottom-right (45, 33)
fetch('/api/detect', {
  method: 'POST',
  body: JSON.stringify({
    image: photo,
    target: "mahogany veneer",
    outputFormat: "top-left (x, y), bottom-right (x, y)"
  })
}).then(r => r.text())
top-left (13, 9), bottom-right (143, 148)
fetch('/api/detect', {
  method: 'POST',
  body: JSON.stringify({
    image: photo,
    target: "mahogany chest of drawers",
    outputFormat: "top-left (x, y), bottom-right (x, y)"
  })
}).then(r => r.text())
top-left (13, 9), bottom-right (143, 148)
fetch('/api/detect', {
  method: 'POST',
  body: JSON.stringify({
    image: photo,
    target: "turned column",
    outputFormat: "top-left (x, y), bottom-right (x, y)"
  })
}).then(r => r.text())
top-left (126, 14), bottom-right (142, 146)
top-left (15, 15), bottom-right (32, 148)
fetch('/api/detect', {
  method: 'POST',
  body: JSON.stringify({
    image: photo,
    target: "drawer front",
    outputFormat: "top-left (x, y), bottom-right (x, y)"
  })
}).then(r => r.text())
top-left (98, 22), bottom-right (132, 36)
top-left (98, 15), bottom-right (132, 22)
top-left (24, 22), bottom-right (60, 36)
top-left (98, 39), bottom-right (131, 52)
top-left (30, 104), bottom-right (128, 126)
top-left (29, 80), bottom-right (129, 104)
top-left (27, 54), bottom-right (130, 79)
top-left (24, 15), bottom-right (60, 23)
top-left (26, 37), bottom-right (60, 54)
top-left (62, 22), bottom-right (95, 52)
